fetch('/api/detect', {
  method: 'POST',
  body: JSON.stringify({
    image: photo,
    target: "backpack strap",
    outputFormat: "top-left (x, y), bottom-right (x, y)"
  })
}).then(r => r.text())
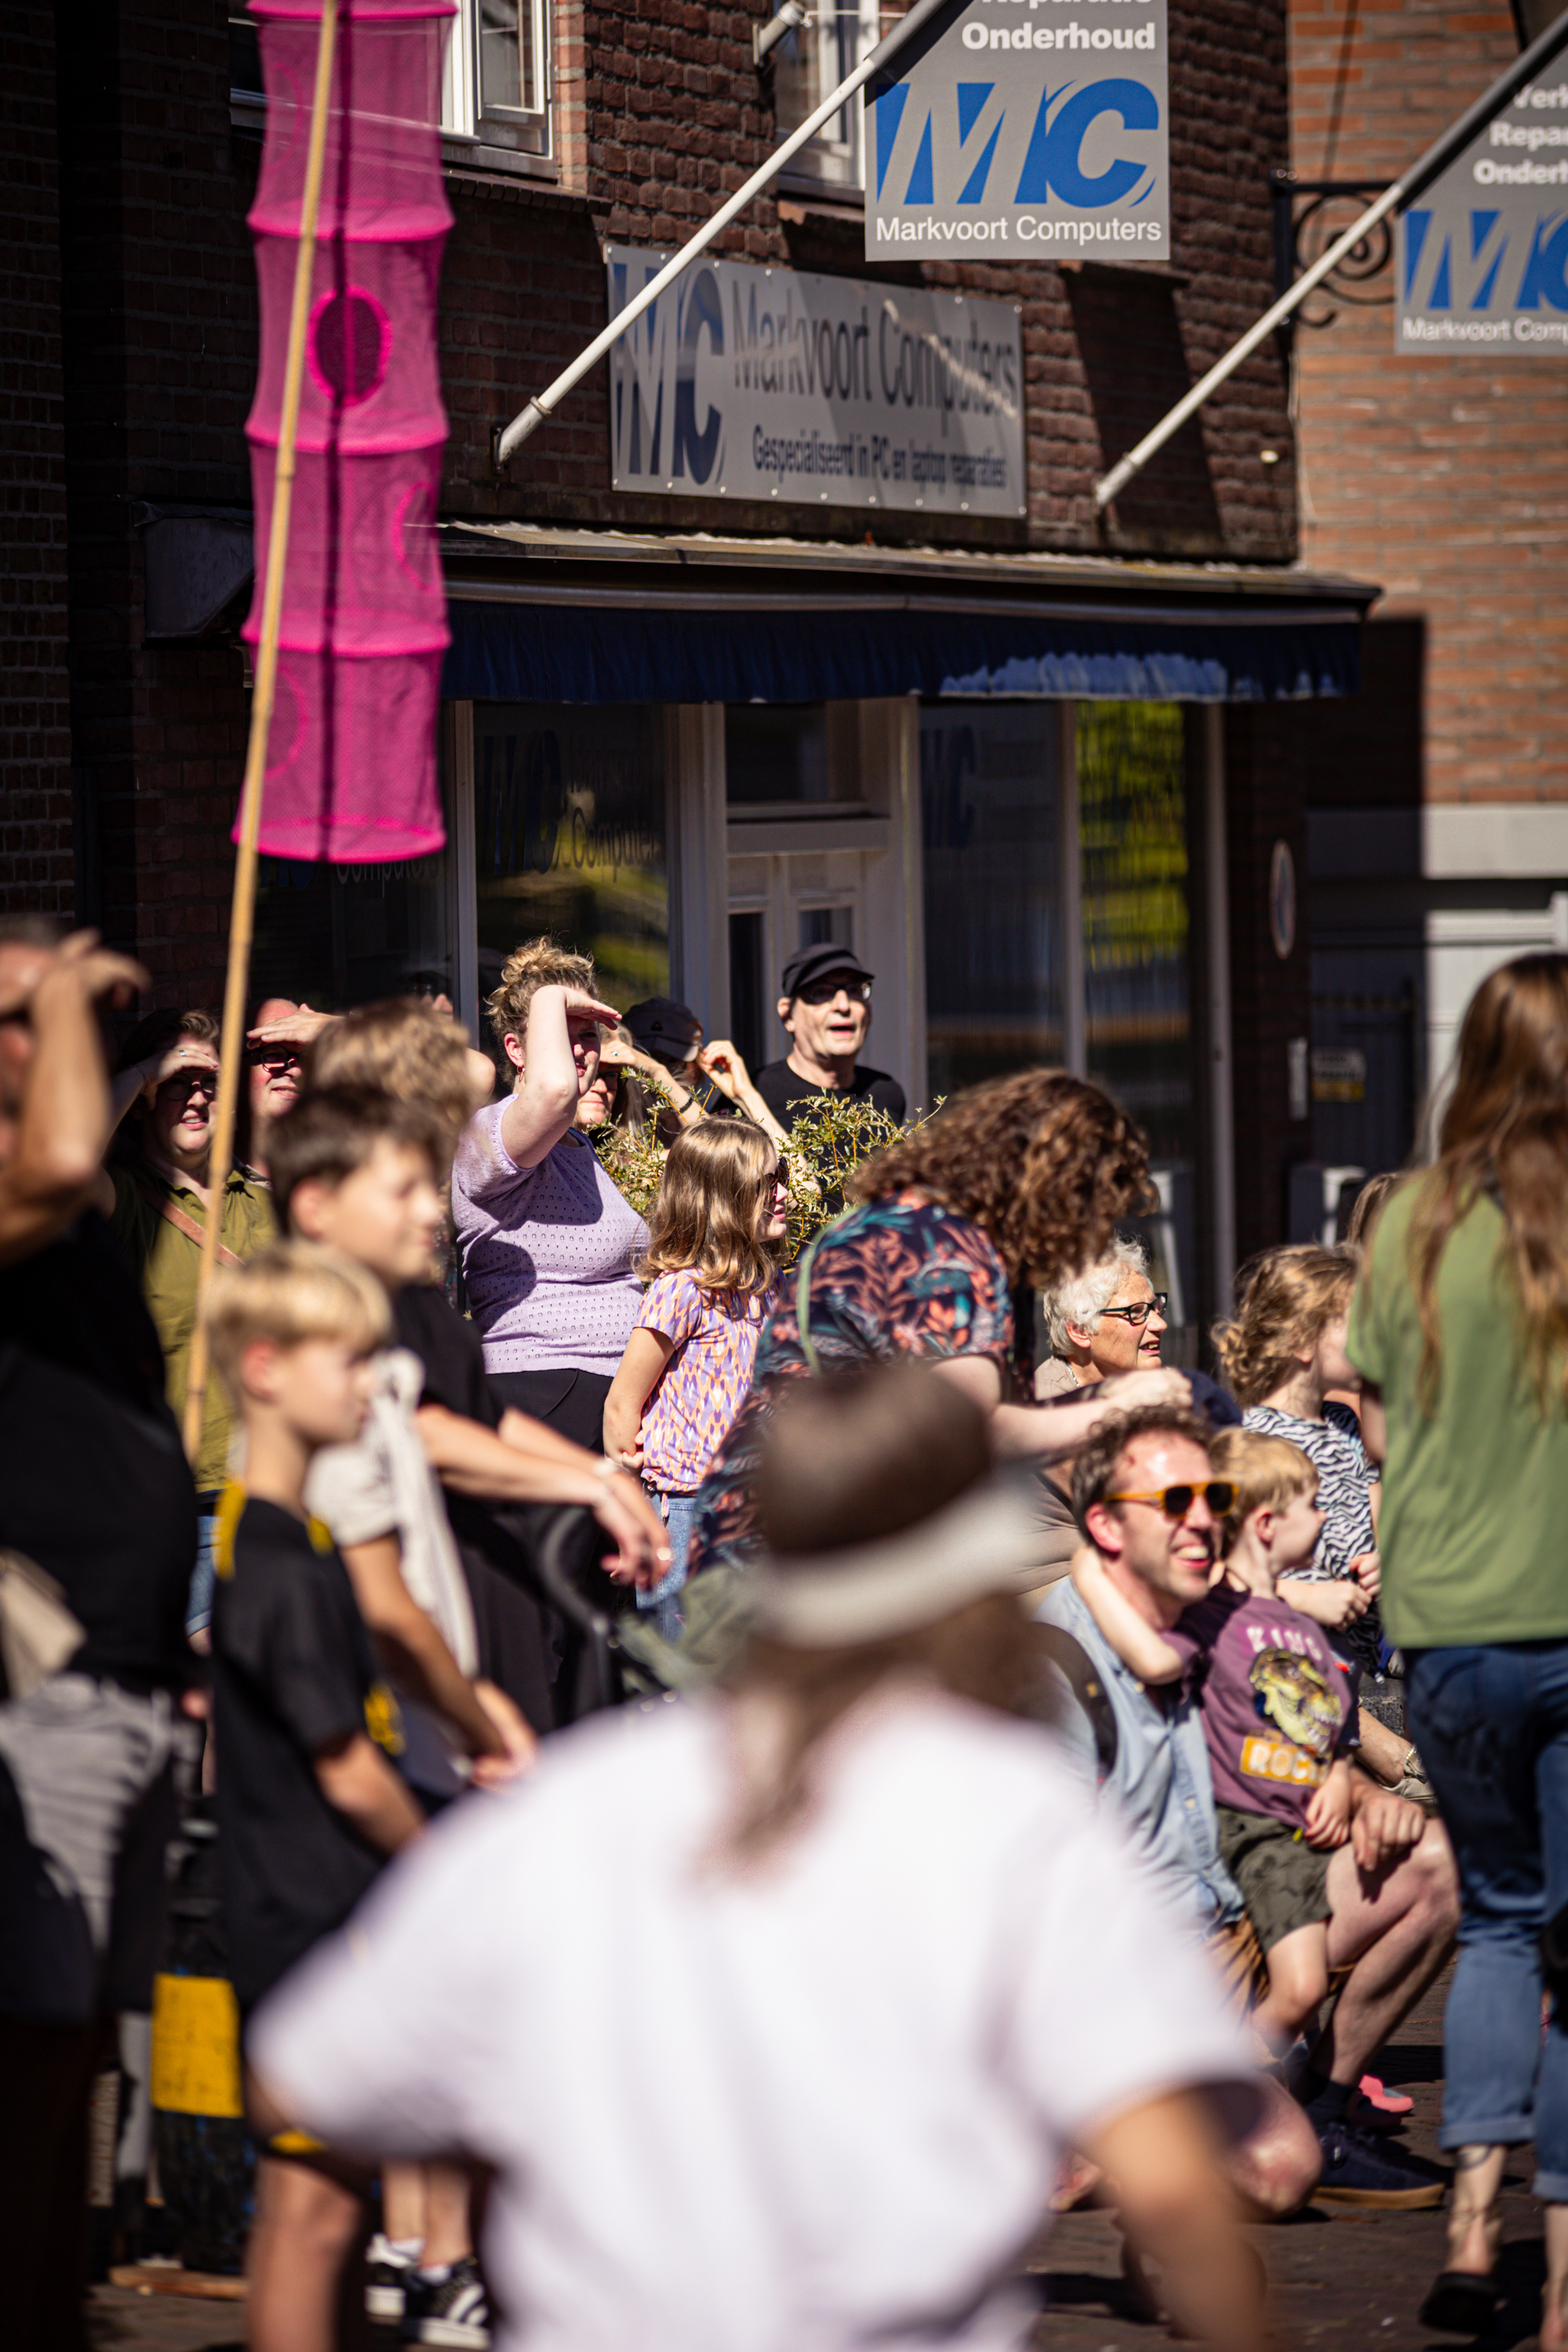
top-left (133, 1174), bottom-right (244, 1270)
top-left (1036, 1622), bottom-right (1120, 1780)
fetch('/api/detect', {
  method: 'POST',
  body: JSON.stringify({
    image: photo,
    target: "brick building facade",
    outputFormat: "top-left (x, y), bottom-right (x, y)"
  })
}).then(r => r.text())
top-left (0, 0), bottom-right (1375, 1338)
top-left (1287, 0), bottom-right (1568, 1189)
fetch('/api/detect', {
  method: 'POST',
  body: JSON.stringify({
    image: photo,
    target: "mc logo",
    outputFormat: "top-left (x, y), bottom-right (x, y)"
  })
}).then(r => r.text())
top-left (871, 74), bottom-right (1160, 212)
top-left (1403, 206), bottom-right (1568, 310)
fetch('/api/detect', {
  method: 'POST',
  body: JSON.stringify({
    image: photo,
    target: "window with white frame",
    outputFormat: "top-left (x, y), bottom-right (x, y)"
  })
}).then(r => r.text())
top-left (230, 2), bottom-right (552, 169)
top-left (771, 0), bottom-right (881, 192)
top-left (444, 0), bottom-right (553, 162)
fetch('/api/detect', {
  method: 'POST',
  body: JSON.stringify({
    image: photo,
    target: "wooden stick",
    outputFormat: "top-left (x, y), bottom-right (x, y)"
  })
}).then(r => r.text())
top-left (182, 0), bottom-right (339, 1465)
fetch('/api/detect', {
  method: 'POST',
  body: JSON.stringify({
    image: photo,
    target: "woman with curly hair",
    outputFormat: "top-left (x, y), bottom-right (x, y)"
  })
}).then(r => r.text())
top-left (450, 938), bottom-right (648, 1450)
top-left (1350, 953), bottom-right (1568, 2343)
top-left (684, 1067), bottom-right (1188, 1580)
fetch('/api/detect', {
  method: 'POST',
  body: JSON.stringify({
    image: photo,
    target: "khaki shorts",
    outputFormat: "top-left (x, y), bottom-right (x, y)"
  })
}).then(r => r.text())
top-left (1215, 1803), bottom-right (1332, 1956)
top-left (0, 1675), bottom-right (190, 2025)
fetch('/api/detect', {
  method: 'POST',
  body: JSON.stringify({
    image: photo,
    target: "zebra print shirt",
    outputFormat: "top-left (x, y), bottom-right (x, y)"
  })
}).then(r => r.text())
top-left (1242, 1400), bottom-right (1382, 1672)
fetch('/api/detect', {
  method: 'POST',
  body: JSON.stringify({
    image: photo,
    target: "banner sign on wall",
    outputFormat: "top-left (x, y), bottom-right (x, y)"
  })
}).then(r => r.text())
top-left (864, 0), bottom-right (1167, 261)
top-left (605, 245), bottom-right (1025, 517)
top-left (1396, 76), bottom-right (1568, 350)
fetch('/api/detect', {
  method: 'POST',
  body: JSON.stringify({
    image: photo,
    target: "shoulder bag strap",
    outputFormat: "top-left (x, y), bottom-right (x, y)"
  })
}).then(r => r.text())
top-left (1036, 1622), bottom-right (1120, 1780)
top-left (133, 1174), bottom-right (244, 1271)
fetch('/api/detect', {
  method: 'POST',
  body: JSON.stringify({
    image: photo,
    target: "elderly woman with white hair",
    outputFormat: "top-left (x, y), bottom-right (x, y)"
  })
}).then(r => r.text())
top-left (1029, 1240), bottom-right (1240, 1581)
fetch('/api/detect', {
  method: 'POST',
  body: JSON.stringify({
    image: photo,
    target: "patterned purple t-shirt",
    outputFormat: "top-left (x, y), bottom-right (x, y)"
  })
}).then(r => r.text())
top-left (635, 1271), bottom-right (779, 1494)
top-left (451, 1103), bottom-right (648, 1375)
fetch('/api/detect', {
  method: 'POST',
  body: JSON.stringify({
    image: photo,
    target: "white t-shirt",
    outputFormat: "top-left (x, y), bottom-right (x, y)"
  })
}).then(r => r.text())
top-left (305, 1345), bottom-right (478, 1798)
top-left (252, 1687), bottom-right (1254, 2352)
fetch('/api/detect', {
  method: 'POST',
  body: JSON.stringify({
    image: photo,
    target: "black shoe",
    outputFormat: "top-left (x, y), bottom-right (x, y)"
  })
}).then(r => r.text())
top-left (1417, 2270), bottom-right (1501, 2335)
top-left (400, 2254), bottom-right (491, 2348)
top-left (1314, 2121), bottom-right (1446, 2209)
top-left (365, 2234), bottom-right (416, 2321)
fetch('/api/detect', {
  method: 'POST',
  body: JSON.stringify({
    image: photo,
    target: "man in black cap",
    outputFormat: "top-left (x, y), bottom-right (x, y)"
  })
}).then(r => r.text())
top-left (754, 944), bottom-right (906, 1134)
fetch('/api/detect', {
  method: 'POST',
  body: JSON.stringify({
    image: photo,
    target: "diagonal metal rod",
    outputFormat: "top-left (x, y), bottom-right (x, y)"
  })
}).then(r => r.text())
top-left (495, 0), bottom-right (959, 466)
top-left (1095, 4), bottom-right (1568, 510)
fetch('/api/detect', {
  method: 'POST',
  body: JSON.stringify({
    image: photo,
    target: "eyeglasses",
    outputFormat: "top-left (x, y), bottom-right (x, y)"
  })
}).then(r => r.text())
top-left (1105, 1480), bottom-right (1236, 1519)
top-left (164, 1071), bottom-right (219, 1103)
top-left (1099, 1291), bottom-right (1169, 1329)
top-left (770, 1157), bottom-right (792, 1195)
top-left (249, 1047), bottom-right (303, 1076)
top-left (795, 977), bottom-right (872, 1007)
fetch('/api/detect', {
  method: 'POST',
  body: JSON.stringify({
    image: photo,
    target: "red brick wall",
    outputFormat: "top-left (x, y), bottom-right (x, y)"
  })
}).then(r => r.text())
top-left (445, 0), bottom-right (1298, 561)
top-left (0, 16), bottom-right (73, 917)
top-left (1290, 0), bottom-right (1568, 806)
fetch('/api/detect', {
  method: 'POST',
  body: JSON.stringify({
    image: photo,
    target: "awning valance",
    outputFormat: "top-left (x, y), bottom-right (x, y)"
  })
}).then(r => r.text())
top-left (442, 592), bottom-right (1361, 706)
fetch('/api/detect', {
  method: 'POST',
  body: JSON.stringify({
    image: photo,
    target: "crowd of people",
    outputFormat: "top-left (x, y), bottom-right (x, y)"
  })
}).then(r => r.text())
top-left (2, 913), bottom-right (1567, 2352)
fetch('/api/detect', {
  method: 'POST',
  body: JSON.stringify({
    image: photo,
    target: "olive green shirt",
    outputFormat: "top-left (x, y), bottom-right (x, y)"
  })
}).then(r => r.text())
top-left (110, 1164), bottom-right (276, 1494)
top-left (1348, 1181), bottom-right (1568, 1649)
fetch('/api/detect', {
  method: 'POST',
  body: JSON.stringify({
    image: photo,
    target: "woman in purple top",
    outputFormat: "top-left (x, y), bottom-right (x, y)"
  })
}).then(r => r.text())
top-left (452, 938), bottom-right (649, 1450)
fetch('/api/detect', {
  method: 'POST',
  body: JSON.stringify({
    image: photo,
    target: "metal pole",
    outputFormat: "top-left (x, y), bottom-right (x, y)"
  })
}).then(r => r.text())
top-left (182, 0), bottom-right (339, 1464)
top-left (495, 0), bottom-right (959, 466)
top-left (1095, 5), bottom-right (1568, 511)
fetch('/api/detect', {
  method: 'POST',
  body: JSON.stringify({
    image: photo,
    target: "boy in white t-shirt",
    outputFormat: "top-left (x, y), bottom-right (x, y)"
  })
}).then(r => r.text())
top-left (251, 1364), bottom-right (1271, 2352)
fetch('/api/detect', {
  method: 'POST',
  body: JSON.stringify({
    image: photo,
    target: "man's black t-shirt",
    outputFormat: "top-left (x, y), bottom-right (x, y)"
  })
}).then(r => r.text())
top-left (0, 1210), bottom-right (194, 1690)
top-left (211, 1494), bottom-right (399, 2011)
top-left (754, 1059), bottom-right (907, 1131)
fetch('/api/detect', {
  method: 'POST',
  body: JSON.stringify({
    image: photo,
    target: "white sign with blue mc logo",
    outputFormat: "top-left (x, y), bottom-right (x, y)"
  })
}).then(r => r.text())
top-left (606, 245), bottom-right (1025, 517)
top-left (864, 0), bottom-right (1167, 260)
top-left (1397, 77), bottom-right (1568, 351)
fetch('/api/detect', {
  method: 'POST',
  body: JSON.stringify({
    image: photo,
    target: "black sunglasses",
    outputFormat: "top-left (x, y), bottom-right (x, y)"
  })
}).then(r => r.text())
top-left (796, 976), bottom-right (872, 1007)
top-left (1099, 1291), bottom-right (1169, 1329)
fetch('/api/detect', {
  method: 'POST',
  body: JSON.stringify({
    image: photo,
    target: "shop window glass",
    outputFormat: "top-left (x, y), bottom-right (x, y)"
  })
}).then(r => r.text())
top-left (1079, 702), bottom-right (1192, 1170)
top-left (919, 705), bottom-right (1064, 1096)
top-left (726, 705), bottom-right (830, 805)
top-left (472, 704), bottom-right (669, 1074)
top-left (250, 851), bottom-right (452, 1014)
top-left (728, 910), bottom-right (767, 1079)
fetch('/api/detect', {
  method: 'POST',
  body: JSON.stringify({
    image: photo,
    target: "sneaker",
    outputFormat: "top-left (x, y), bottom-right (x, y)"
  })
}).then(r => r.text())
top-left (1314, 2121), bottom-right (1446, 2209)
top-left (1348, 2073), bottom-right (1415, 2132)
top-left (365, 2234), bottom-right (419, 2321)
top-left (401, 2254), bottom-right (491, 2348)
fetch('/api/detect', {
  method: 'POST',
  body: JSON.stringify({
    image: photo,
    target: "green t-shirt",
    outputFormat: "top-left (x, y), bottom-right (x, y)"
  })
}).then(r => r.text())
top-left (1348, 1181), bottom-right (1568, 1648)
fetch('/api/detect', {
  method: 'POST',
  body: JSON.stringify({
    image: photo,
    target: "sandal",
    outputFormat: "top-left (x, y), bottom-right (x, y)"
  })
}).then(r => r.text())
top-left (1417, 2175), bottom-right (1503, 2336)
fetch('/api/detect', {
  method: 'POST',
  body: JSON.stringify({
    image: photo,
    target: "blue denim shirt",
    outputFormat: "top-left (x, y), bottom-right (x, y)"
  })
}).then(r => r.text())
top-left (1036, 1580), bottom-right (1243, 1933)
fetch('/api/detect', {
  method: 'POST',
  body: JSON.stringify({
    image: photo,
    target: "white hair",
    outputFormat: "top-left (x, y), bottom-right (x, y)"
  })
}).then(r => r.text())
top-left (1041, 1235), bottom-right (1150, 1359)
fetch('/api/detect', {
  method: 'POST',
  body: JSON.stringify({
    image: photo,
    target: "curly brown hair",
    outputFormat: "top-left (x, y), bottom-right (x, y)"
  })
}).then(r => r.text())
top-left (1210, 1245), bottom-right (1356, 1410)
top-left (849, 1069), bottom-right (1151, 1292)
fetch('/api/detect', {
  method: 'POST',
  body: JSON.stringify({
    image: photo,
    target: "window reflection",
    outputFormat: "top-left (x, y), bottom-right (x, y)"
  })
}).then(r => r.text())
top-left (920, 704), bottom-right (1064, 1095)
top-left (772, 0), bottom-right (880, 188)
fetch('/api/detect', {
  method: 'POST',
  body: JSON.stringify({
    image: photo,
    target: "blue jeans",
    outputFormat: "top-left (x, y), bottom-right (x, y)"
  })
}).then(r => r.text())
top-left (1407, 1640), bottom-right (1568, 2196)
top-left (635, 1491), bottom-right (698, 1645)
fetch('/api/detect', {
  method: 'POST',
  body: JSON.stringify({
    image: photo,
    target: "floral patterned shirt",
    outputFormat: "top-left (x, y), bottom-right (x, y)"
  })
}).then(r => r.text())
top-left (635, 1271), bottom-right (779, 1495)
top-left (686, 1192), bottom-right (1014, 1578)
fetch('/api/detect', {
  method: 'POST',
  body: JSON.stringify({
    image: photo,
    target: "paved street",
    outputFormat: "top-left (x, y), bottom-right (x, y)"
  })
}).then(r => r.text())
top-left (87, 1966), bottom-right (1555, 2352)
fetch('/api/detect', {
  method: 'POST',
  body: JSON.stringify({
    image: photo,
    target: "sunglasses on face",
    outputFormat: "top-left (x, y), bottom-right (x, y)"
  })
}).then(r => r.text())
top-left (165, 1071), bottom-right (219, 1104)
top-left (248, 1047), bottom-right (303, 1075)
top-left (769, 1157), bottom-right (791, 1196)
top-left (796, 978), bottom-right (872, 1007)
top-left (1105, 1480), bottom-right (1235, 1520)
top-left (1099, 1291), bottom-right (1169, 1329)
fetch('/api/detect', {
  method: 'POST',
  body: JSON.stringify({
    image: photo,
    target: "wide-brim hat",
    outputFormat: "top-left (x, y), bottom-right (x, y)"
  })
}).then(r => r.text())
top-left (749, 1471), bottom-right (1041, 1647)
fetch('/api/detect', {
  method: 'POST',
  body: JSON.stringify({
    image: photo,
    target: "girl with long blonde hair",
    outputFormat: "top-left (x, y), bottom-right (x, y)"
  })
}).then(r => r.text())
top-left (604, 1120), bottom-right (790, 1623)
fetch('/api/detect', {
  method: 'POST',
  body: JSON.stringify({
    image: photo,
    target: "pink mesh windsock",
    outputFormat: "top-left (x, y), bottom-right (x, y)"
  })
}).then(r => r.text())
top-left (242, 0), bottom-right (454, 862)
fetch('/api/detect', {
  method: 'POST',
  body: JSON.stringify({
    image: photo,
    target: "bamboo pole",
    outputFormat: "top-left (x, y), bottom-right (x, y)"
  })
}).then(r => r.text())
top-left (182, 0), bottom-right (339, 1464)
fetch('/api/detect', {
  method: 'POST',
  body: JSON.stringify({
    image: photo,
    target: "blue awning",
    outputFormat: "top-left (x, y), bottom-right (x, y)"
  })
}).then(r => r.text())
top-left (443, 593), bottom-right (1361, 706)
